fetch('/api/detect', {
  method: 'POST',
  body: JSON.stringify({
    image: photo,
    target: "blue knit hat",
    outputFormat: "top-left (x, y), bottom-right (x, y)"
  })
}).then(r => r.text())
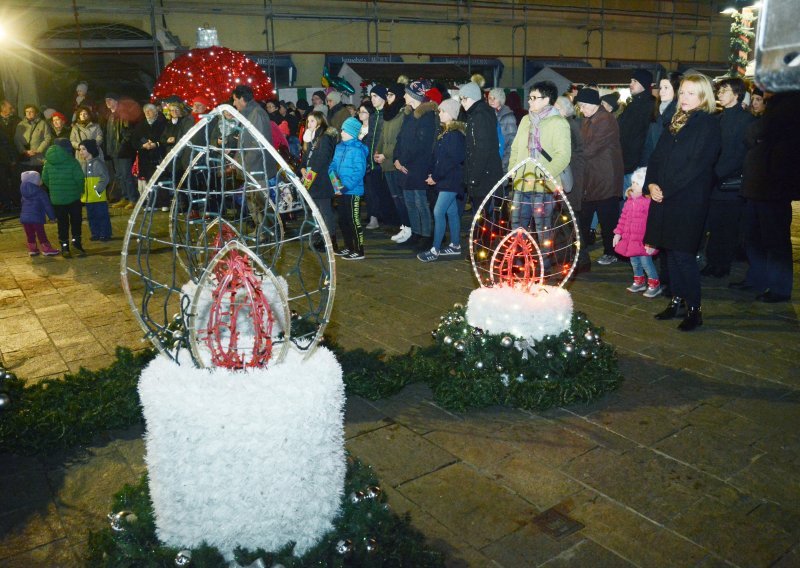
top-left (341, 117), bottom-right (362, 139)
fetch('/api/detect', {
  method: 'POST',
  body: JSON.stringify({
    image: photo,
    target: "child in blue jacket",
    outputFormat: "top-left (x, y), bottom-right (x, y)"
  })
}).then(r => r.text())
top-left (329, 117), bottom-right (369, 260)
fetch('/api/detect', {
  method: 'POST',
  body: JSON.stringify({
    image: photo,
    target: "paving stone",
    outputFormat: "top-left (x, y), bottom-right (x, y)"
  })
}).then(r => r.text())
top-left (770, 543), bottom-right (800, 568)
top-left (485, 454), bottom-right (583, 511)
top-left (480, 523), bottom-right (585, 567)
top-left (0, 537), bottom-right (80, 567)
top-left (543, 410), bottom-right (637, 455)
top-left (5, 350), bottom-right (67, 382)
top-left (398, 463), bottom-right (537, 550)
top-left (538, 537), bottom-right (636, 567)
top-left (654, 425), bottom-right (761, 479)
top-left (346, 423), bottom-right (457, 487)
top-left (561, 447), bottom-right (713, 525)
top-left (668, 497), bottom-right (796, 568)
top-left (495, 419), bottom-right (598, 468)
top-left (47, 453), bottom-right (140, 540)
top-left (0, 468), bottom-right (52, 514)
top-left (424, 428), bottom-right (520, 470)
top-left (344, 395), bottom-right (394, 439)
top-left (57, 340), bottom-right (109, 363)
top-left (0, 504), bottom-right (67, 561)
top-left (567, 490), bottom-right (708, 567)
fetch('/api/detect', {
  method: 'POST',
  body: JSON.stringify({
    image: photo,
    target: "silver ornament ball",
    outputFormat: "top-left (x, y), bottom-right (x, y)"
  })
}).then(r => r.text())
top-left (454, 340), bottom-right (466, 353)
top-left (443, 335), bottom-right (453, 346)
top-left (365, 485), bottom-right (382, 499)
top-left (336, 539), bottom-right (354, 554)
top-left (349, 491), bottom-right (365, 504)
top-left (584, 331), bottom-right (594, 341)
top-left (365, 537), bottom-right (378, 553)
top-left (564, 343), bottom-right (574, 353)
top-left (501, 336), bottom-right (513, 348)
top-left (495, 364), bottom-right (504, 372)
top-left (545, 350), bottom-right (554, 359)
top-left (475, 361), bottom-right (484, 370)
top-left (453, 302), bottom-right (463, 310)
top-left (174, 549), bottom-right (192, 566)
top-left (0, 393), bottom-right (10, 410)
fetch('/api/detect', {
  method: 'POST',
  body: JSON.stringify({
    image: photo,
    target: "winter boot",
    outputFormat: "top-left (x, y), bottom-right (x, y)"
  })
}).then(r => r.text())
top-left (72, 237), bottom-right (87, 257)
top-left (643, 278), bottom-right (662, 298)
top-left (41, 242), bottom-right (60, 256)
top-left (654, 296), bottom-right (685, 320)
top-left (626, 275), bottom-right (647, 293)
top-left (61, 242), bottom-right (72, 258)
top-left (678, 306), bottom-right (703, 331)
top-left (27, 242), bottom-right (40, 256)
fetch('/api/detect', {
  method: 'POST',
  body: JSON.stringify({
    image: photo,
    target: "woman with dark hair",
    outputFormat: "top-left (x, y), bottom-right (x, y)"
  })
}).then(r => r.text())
top-left (641, 72), bottom-right (681, 166)
top-left (645, 74), bottom-right (721, 331)
top-left (70, 106), bottom-right (103, 165)
top-left (301, 110), bottom-right (339, 250)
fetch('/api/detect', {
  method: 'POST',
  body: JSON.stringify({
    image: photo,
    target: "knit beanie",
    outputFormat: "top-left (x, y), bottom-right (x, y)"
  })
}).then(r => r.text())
top-left (405, 80), bottom-right (431, 102)
top-left (341, 117), bottom-right (362, 139)
top-left (631, 167), bottom-right (647, 189)
top-left (326, 91), bottom-right (342, 105)
top-left (313, 90), bottom-right (326, 101)
top-left (600, 93), bottom-right (619, 113)
top-left (370, 85), bottom-right (388, 101)
top-left (458, 82), bottom-right (482, 102)
top-left (575, 88), bottom-right (600, 105)
top-left (21, 170), bottom-right (41, 186)
top-left (387, 83), bottom-right (405, 100)
top-left (425, 88), bottom-right (443, 105)
top-left (51, 111), bottom-right (68, 123)
top-left (438, 98), bottom-right (461, 121)
top-left (632, 69), bottom-right (653, 90)
top-left (54, 138), bottom-right (73, 154)
top-left (104, 92), bottom-right (120, 102)
top-left (80, 139), bottom-right (100, 158)
top-left (193, 95), bottom-right (212, 109)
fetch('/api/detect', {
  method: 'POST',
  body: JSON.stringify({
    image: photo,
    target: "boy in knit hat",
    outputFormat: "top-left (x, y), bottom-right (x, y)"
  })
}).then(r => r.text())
top-left (19, 170), bottom-right (59, 256)
top-left (78, 139), bottom-right (112, 241)
top-left (329, 117), bottom-right (368, 260)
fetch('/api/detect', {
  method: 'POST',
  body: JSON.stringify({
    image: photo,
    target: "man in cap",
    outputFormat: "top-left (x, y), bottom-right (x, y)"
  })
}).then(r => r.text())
top-left (326, 91), bottom-right (350, 131)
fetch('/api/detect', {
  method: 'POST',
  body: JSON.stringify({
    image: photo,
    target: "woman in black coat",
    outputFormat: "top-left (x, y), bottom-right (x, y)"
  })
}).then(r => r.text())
top-left (644, 74), bottom-right (721, 331)
top-left (300, 110), bottom-right (339, 250)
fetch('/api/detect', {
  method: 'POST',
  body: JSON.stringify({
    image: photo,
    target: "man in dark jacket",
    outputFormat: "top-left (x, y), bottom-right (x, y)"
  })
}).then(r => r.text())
top-left (702, 78), bottom-right (756, 278)
top-left (104, 93), bottom-right (138, 207)
top-left (459, 81), bottom-right (503, 210)
top-left (363, 85), bottom-right (388, 229)
top-left (618, 69), bottom-right (655, 190)
top-left (0, 100), bottom-right (19, 209)
top-left (232, 84), bottom-right (277, 228)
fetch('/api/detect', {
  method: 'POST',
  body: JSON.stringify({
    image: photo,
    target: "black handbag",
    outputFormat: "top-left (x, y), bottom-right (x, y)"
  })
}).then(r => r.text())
top-left (719, 175), bottom-right (743, 192)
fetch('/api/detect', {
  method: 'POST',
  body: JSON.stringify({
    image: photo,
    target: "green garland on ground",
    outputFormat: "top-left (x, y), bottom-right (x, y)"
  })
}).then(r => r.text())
top-left (0, 347), bottom-right (155, 456)
top-left (0, 310), bottom-right (620, 456)
top-left (337, 309), bottom-right (621, 412)
top-left (86, 456), bottom-right (444, 568)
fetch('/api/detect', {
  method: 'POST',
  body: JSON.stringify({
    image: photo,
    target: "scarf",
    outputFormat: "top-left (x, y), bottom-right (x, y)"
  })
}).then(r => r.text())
top-left (668, 108), bottom-right (696, 135)
top-left (302, 127), bottom-right (315, 144)
top-left (659, 100), bottom-right (671, 115)
top-left (527, 105), bottom-right (560, 157)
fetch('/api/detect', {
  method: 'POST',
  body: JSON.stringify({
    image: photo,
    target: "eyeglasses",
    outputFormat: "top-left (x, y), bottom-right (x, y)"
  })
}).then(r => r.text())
top-left (529, 95), bottom-right (547, 101)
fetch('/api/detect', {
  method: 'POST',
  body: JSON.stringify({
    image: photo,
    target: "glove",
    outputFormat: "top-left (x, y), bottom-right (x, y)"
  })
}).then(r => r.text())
top-left (644, 245), bottom-right (656, 255)
top-left (612, 234), bottom-right (621, 247)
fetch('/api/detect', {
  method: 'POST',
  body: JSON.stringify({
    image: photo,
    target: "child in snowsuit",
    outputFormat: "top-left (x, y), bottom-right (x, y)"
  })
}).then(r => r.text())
top-left (19, 170), bottom-right (59, 256)
top-left (78, 139), bottom-right (112, 241)
top-left (329, 117), bottom-right (368, 260)
top-left (612, 167), bottom-right (661, 298)
top-left (42, 139), bottom-right (86, 257)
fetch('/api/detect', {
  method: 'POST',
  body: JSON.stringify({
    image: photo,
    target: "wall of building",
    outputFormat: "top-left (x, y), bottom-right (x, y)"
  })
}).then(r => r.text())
top-left (0, 0), bottom-right (734, 107)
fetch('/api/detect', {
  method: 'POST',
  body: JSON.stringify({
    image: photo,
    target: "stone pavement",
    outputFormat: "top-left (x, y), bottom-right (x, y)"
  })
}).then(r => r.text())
top-left (1, 206), bottom-right (799, 567)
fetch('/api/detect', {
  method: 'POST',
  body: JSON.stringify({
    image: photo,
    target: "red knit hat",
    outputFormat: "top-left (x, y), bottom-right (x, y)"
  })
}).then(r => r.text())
top-left (192, 95), bottom-right (212, 109)
top-left (425, 88), bottom-right (443, 105)
top-left (51, 111), bottom-right (68, 123)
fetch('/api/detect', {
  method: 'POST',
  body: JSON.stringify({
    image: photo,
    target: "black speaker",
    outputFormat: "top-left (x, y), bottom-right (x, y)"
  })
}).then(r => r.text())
top-left (755, 0), bottom-right (800, 92)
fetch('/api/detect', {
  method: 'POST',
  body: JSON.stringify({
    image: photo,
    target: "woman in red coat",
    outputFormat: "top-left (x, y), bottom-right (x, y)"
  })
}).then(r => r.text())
top-left (644, 74), bottom-right (721, 331)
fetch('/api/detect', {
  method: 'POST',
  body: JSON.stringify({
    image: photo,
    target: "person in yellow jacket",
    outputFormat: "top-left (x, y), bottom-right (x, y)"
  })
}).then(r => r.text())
top-left (508, 81), bottom-right (571, 268)
top-left (78, 139), bottom-right (112, 241)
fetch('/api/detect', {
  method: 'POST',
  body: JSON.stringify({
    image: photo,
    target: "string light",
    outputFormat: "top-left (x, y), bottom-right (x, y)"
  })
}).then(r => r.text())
top-left (152, 46), bottom-right (275, 106)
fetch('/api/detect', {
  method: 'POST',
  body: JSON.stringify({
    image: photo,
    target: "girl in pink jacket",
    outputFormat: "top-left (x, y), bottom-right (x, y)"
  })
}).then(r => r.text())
top-left (613, 167), bottom-right (661, 298)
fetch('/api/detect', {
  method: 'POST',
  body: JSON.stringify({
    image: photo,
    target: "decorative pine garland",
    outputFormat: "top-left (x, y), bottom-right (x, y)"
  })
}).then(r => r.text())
top-left (0, 311), bottom-right (620, 456)
top-left (86, 456), bottom-right (444, 567)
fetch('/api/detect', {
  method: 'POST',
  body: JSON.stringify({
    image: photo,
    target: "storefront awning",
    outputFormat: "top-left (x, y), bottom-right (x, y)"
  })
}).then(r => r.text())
top-left (430, 56), bottom-right (504, 88)
top-left (247, 54), bottom-right (297, 87)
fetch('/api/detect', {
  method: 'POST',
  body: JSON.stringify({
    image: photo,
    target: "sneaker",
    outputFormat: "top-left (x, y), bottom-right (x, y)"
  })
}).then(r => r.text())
top-left (342, 251), bottom-right (365, 260)
top-left (29, 250), bottom-right (40, 257)
top-left (392, 225), bottom-right (412, 243)
top-left (417, 247), bottom-right (439, 262)
top-left (161, 206), bottom-right (170, 212)
top-left (111, 199), bottom-right (130, 209)
top-left (390, 225), bottom-right (406, 241)
top-left (597, 254), bottom-right (618, 266)
top-left (439, 243), bottom-right (462, 256)
top-left (365, 216), bottom-right (380, 230)
top-left (643, 285), bottom-right (663, 299)
top-left (334, 248), bottom-right (351, 257)
top-left (41, 246), bottom-right (59, 256)
top-left (627, 281), bottom-right (648, 293)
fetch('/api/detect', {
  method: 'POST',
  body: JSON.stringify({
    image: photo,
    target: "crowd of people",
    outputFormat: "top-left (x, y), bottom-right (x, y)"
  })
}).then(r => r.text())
top-left (0, 68), bottom-right (796, 329)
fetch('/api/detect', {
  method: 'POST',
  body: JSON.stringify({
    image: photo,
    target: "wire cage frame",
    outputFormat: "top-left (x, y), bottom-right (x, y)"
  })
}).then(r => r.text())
top-left (121, 104), bottom-right (336, 367)
top-left (468, 156), bottom-right (581, 290)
